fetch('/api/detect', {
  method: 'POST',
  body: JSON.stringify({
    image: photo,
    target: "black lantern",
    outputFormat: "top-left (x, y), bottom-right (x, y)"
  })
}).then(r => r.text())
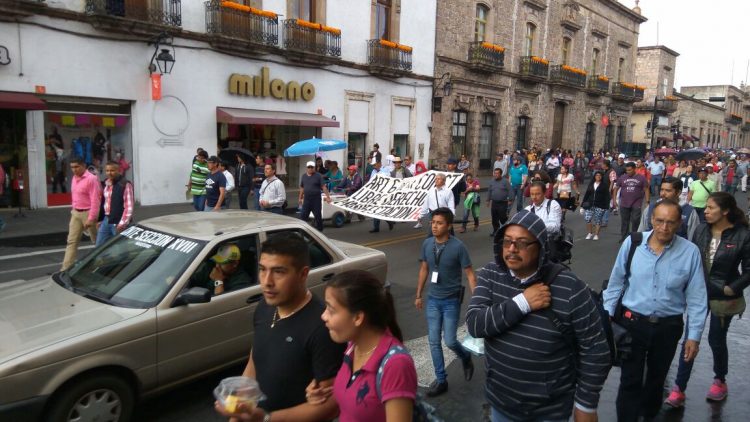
top-left (434, 72), bottom-right (452, 98)
top-left (148, 32), bottom-right (176, 75)
top-left (443, 80), bottom-right (452, 96)
top-left (155, 49), bottom-right (175, 74)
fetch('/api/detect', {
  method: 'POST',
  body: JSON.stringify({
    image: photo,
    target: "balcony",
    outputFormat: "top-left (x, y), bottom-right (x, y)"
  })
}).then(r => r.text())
top-left (468, 42), bottom-right (504, 72)
top-left (611, 82), bottom-right (641, 102)
top-left (586, 75), bottom-right (609, 95)
top-left (549, 65), bottom-right (586, 88)
top-left (634, 86), bottom-right (645, 102)
top-left (367, 39), bottom-right (412, 77)
top-left (743, 121), bottom-right (750, 132)
top-left (86, 0), bottom-right (181, 36)
top-left (283, 19), bottom-right (341, 64)
top-left (0, 0), bottom-right (47, 22)
top-left (655, 98), bottom-right (678, 113)
top-left (726, 113), bottom-right (743, 125)
top-left (205, 1), bottom-right (278, 55)
top-left (518, 56), bottom-right (549, 81)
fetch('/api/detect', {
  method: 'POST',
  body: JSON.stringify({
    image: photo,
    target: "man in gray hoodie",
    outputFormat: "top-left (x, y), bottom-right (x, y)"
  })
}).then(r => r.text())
top-left (467, 210), bottom-right (610, 422)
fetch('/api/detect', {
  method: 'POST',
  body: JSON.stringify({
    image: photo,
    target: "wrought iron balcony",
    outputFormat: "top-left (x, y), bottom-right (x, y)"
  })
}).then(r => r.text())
top-left (587, 75), bottom-right (609, 94)
top-left (468, 42), bottom-right (504, 72)
top-left (205, 1), bottom-right (278, 46)
top-left (634, 87), bottom-right (645, 102)
top-left (549, 65), bottom-right (586, 88)
top-left (518, 56), bottom-right (549, 81)
top-left (655, 98), bottom-right (678, 113)
top-left (611, 82), bottom-right (638, 101)
top-left (283, 19), bottom-right (341, 62)
top-left (86, 0), bottom-right (182, 27)
top-left (742, 122), bottom-right (750, 132)
top-left (726, 113), bottom-right (743, 125)
top-left (367, 39), bottom-right (412, 77)
top-left (0, 0), bottom-right (48, 21)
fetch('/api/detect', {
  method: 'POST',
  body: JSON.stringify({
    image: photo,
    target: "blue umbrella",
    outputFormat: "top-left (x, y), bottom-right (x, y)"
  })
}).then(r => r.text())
top-left (284, 137), bottom-right (347, 157)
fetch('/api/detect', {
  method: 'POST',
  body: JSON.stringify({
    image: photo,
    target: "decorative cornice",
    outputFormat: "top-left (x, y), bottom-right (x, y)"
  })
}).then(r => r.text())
top-left (523, 0), bottom-right (547, 11)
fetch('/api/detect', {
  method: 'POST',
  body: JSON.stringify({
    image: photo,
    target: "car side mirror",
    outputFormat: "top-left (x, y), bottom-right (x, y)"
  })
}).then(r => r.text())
top-left (174, 287), bottom-right (211, 306)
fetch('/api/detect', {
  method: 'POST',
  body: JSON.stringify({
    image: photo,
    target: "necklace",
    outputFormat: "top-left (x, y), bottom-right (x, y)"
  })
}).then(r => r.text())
top-left (354, 344), bottom-right (378, 357)
top-left (271, 290), bottom-right (311, 328)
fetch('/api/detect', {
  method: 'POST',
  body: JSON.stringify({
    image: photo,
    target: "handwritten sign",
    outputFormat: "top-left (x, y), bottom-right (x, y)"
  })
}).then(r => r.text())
top-left (332, 170), bottom-right (464, 222)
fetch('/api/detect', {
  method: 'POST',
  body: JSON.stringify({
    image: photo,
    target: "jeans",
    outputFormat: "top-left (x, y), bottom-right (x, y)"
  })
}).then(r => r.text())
top-left (426, 295), bottom-right (470, 383)
top-left (619, 206), bottom-right (641, 240)
top-left (95, 215), bottom-right (117, 247)
top-left (192, 194), bottom-right (205, 211)
top-left (510, 184), bottom-right (524, 212)
top-left (300, 195), bottom-right (323, 231)
top-left (254, 188), bottom-right (262, 210)
top-left (223, 192), bottom-right (232, 209)
top-left (675, 312), bottom-right (733, 391)
top-left (265, 207), bottom-right (283, 214)
top-left (490, 407), bottom-right (568, 422)
top-left (650, 174), bottom-right (663, 197)
top-left (462, 204), bottom-right (479, 229)
top-left (724, 182), bottom-right (739, 196)
top-left (238, 186), bottom-right (252, 209)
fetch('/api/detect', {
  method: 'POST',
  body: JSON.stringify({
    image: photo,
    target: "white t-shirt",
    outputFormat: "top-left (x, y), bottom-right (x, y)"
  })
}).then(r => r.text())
top-left (223, 170), bottom-right (235, 192)
top-left (557, 173), bottom-right (574, 193)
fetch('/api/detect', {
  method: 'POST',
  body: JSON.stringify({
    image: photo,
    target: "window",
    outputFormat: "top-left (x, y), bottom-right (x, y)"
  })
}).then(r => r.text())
top-left (591, 48), bottom-right (600, 74)
top-left (290, 0), bottom-right (315, 22)
top-left (475, 4), bottom-right (489, 42)
top-left (662, 77), bottom-right (669, 97)
top-left (516, 117), bottom-right (529, 151)
top-left (375, 0), bottom-right (391, 40)
top-left (617, 57), bottom-right (625, 81)
top-left (524, 23), bottom-right (536, 56)
top-left (267, 229), bottom-right (333, 268)
top-left (584, 122), bottom-right (596, 154)
top-left (561, 37), bottom-right (571, 65)
top-left (452, 111), bottom-right (469, 159)
top-left (479, 113), bottom-right (494, 169)
top-left (189, 235), bottom-right (260, 295)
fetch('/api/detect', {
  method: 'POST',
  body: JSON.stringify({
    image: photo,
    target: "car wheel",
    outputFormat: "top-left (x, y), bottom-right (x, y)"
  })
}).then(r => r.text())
top-left (46, 373), bottom-right (134, 422)
top-left (332, 212), bottom-right (346, 228)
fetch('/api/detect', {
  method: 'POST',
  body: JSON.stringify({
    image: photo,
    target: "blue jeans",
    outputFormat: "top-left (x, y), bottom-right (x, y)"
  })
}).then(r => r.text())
top-left (238, 186), bottom-right (252, 209)
top-left (192, 194), bottom-right (205, 211)
top-left (266, 207), bottom-right (283, 214)
top-left (254, 189), bottom-right (262, 211)
top-left (675, 312), bottom-right (733, 391)
top-left (510, 184), bottom-right (524, 212)
top-left (426, 295), bottom-right (470, 383)
top-left (650, 174), bottom-right (663, 197)
top-left (95, 215), bottom-right (117, 247)
top-left (491, 407), bottom-right (568, 422)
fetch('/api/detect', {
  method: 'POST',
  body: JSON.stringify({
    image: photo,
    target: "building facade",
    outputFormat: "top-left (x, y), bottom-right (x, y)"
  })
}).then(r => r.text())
top-left (670, 92), bottom-right (726, 149)
top-left (0, 0), bottom-right (436, 208)
top-left (679, 85), bottom-right (750, 149)
top-left (631, 45), bottom-right (679, 148)
top-left (431, 0), bottom-right (647, 174)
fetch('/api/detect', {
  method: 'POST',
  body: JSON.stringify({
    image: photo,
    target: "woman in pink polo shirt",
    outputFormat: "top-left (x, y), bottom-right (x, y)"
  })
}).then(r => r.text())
top-left (308, 270), bottom-right (417, 422)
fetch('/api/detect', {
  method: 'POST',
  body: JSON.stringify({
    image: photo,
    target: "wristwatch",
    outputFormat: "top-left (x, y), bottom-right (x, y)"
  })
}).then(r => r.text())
top-left (214, 280), bottom-right (224, 287)
top-left (263, 410), bottom-right (271, 422)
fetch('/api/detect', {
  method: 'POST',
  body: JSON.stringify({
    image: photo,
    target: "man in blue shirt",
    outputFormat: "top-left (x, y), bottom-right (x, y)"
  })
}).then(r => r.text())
top-left (414, 207), bottom-right (477, 397)
top-left (603, 199), bottom-right (707, 422)
top-left (508, 156), bottom-right (528, 213)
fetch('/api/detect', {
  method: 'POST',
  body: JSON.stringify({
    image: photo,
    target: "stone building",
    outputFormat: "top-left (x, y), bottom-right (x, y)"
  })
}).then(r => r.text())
top-left (679, 85), bottom-right (750, 148)
top-left (431, 0), bottom-right (647, 174)
top-left (631, 45), bottom-right (679, 148)
top-left (670, 92), bottom-right (726, 149)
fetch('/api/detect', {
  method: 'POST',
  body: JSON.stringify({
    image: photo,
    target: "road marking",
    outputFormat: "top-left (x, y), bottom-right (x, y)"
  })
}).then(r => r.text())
top-left (404, 324), bottom-right (469, 387)
top-left (0, 262), bottom-right (60, 275)
top-left (0, 245), bottom-right (95, 261)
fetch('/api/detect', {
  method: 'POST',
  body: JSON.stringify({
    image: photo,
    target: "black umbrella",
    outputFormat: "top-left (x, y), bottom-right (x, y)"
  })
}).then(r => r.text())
top-left (675, 148), bottom-right (706, 162)
top-left (218, 148), bottom-right (254, 166)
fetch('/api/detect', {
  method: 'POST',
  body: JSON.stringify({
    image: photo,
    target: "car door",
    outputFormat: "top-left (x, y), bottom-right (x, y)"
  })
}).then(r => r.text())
top-left (155, 234), bottom-right (262, 387)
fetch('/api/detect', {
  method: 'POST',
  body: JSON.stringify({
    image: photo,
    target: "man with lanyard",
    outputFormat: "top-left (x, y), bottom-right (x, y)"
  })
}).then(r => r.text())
top-left (638, 177), bottom-right (699, 240)
top-left (508, 156), bottom-right (528, 214)
top-left (258, 163), bottom-right (286, 214)
top-left (204, 156), bottom-right (227, 212)
top-left (299, 161), bottom-right (332, 232)
top-left (414, 207), bottom-right (476, 398)
top-left (419, 173), bottom-right (455, 237)
top-left (96, 161), bottom-right (134, 246)
top-left (614, 162), bottom-right (649, 242)
top-left (604, 200), bottom-right (707, 422)
top-left (647, 156), bottom-right (666, 198)
top-left (487, 168), bottom-right (512, 236)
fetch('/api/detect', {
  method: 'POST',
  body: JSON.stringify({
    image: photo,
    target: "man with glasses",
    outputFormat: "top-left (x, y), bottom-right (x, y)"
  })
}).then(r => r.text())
top-left (603, 200), bottom-right (707, 421)
top-left (467, 210), bottom-right (609, 422)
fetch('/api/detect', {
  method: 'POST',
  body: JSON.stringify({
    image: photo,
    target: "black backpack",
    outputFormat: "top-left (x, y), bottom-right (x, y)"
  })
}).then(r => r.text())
top-left (541, 200), bottom-right (574, 264)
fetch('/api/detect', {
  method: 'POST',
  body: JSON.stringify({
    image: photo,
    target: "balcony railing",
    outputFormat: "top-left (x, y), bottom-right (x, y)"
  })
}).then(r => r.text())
top-left (587, 75), bottom-right (609, 94)
top-left (634, 87), bottom-right (645, 101)
top-left (611, 82), bottom-right (636, 100)
top-left (205, 1), bottom-right (278, 46)
top-left (86, 0), bottom-right (182, 27)
top-left (726, 114), bottom-right (743, 124)
top-left (468, 41), bottom-right (504, 70)
top-left (742, 122), bottom-right (750, 132)
top-left (549, 65), bottom-right (586, 88)
top-left (283, 19), bottom-right (341, 59)
top-left (519, 56), bottom-right (549, 80)
top-left (367, 39), bottom-right (412, 74)
top-left (655, 98), bottom-right (678, 113)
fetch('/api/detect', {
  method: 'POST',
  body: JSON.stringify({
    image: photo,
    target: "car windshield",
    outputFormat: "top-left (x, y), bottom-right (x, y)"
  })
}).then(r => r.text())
top-left (60, 226), bottom-right (205, 308)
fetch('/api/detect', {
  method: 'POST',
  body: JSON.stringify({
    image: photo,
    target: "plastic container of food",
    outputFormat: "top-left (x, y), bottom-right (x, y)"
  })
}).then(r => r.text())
top-left (213, 376), bottom-right (265, 413)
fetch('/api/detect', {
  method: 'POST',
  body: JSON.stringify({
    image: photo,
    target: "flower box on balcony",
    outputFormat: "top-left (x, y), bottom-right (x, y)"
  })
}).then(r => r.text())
top-left (468, 41), bottom-right (504, 71)
top-left (283, 19), bottom-right (341, 61)
top-left (586, 74), bottom-right (609, 95)
top-left (367, 39), bottom-right (412, 76)
top-left (519, 56), bottom-right (549, 80)
top-left (205, 0), bottom-right (278, 47)
top-left (550, 64), bottom-right (586, 88)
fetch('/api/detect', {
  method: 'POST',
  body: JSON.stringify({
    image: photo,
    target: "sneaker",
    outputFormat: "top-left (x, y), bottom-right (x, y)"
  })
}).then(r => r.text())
top-left (664, 386), bottom-right (686, 408)
top-left (706, 379), bottom-right (728, 401)
top-left (593, 235), bottom-right (599, 241)
top-left (585, 233), bottom-right (594, 240)
top-left (413, 222), bottom-right (422, 229)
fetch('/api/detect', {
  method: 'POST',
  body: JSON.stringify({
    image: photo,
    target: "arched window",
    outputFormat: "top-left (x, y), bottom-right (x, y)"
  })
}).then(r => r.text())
top-left (524, 23), bottom-right (536, 56)
top-left (561, 37), bottom-right (571, 65)
top-left (475, 4), bottom-right (489, 42)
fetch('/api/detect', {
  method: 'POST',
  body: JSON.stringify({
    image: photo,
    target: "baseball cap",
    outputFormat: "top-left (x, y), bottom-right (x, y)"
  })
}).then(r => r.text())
top-left (618, 153), bottom-right (626, 159)
top-left (697, 167), bottom-right (708, 173)
top-left (348, 165), bottom-right (357, 171)
top-left (306, 161), bottom-right (315, 167)
top-left (447, 157), bottom-right (458, 165)
top-left (212, 244), bottom-right (241, 264)
top-left (207, 155), bottom-right (219, 163)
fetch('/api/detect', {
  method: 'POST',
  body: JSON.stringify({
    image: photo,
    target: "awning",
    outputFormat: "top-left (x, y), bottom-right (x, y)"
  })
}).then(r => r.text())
top-left (217, 107), bottom-right (340, 127)
top-left (0, 92), bottom-right (46, 110)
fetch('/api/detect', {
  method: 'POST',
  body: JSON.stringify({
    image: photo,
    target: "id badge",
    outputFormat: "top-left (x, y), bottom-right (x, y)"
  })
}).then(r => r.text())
top-left (431, 271), bottom-right (439, 284)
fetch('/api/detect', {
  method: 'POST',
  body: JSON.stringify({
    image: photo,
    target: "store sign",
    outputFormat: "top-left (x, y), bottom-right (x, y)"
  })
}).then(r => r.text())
top-left (151, 73), bottom-right (162, 100)
top-left (228, 66), bottom-right (315, 101)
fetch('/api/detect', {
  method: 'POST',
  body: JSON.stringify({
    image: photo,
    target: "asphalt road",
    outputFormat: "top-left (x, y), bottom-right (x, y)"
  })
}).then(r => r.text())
top-left (2, 200), bottom-right (749, 421)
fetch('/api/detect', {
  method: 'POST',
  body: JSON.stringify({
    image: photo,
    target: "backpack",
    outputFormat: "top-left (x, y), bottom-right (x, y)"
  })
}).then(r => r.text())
top-left (538, 233), bottom-right (640, 368)
top-left (544, 200), bottom-right (574, 264)
top-left (376, 345), bottom-right (442, 422)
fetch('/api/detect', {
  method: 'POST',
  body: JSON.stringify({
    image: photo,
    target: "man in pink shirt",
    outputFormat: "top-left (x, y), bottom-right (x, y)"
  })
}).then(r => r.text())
top-left (62, 157), bottom-right (101, 270)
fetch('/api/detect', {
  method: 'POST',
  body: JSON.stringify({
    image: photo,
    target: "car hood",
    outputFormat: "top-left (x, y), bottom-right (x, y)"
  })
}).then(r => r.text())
top-left (0, 277), bottom-right (148, 364)
top-left (330, 239), bottom-right (382, 258)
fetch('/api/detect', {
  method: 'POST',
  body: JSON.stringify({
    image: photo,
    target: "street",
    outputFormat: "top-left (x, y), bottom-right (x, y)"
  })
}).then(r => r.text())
top-left (1, 202), bottom-right (749, 421)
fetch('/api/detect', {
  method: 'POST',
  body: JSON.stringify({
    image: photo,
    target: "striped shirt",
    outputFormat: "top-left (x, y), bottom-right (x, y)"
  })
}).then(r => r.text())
top-left (190, 159), bottom-right (209, 196)
top-left (466, 262), bottom-right (610, 420)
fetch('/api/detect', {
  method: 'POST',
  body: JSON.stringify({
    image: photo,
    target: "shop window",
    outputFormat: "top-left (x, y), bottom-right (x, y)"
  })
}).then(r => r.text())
top-left (452, 111), bottom-right (468, 159)
top-left (524, 23), bottom-right (535, 56)
top-left (475, 4), bottom-right (488, 42)
top-left (479, 113), bottom-right (494, 170)
top-left (0, 110), bottom-right (27, 208)
top-left (561, 37), bottom-right (571, 65)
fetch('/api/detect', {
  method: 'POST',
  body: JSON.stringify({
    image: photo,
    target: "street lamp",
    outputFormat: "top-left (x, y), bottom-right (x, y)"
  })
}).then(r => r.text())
top-left (148, 32), bottom-right (176, 75)
top-left (434, 72), bottom-right (452, 97)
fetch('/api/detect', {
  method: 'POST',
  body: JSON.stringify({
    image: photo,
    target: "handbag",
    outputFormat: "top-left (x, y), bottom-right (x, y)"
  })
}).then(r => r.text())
top-left (581, 200), bottom-right (592, 210)
top-left (709, 296), bottom-right (746, 318)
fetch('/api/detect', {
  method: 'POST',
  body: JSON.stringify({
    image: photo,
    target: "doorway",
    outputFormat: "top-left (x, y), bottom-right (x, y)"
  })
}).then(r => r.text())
top-left (516, 116), bottom-right (529, 152)
top-left (604, 124), bottom-right (613, 152)
top-left (584, 122), bottom-right (596, 154)
top-left (616, 125), bottom-right (625, 151)
top-left (347, 132), bottom-right (367, 177)
top-left (551, 102), bottom-right (566, 150)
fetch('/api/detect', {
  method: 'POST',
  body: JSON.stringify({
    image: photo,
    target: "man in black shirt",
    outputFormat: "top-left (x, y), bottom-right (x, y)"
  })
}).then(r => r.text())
top-left (204, 156), bottom-right (227, 212)
top-left (235, 154), bottom-right (254, 210)
top-left (253, 155), bottom-right (266, 211)
top-left (299, 161), bottom-right (332, 232)
top-left (215, 233), bottom-right (343, 421)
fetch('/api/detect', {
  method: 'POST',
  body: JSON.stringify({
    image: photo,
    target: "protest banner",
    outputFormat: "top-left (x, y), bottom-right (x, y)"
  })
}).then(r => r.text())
top-left (331, 170), bottom-right (464, 222)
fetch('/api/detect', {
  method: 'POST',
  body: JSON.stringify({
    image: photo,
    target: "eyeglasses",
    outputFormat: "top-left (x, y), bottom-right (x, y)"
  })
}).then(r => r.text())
top-left (501, 238), bottom-right (539, 250)
top-left (653, 219), bottom-right (679, 228)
